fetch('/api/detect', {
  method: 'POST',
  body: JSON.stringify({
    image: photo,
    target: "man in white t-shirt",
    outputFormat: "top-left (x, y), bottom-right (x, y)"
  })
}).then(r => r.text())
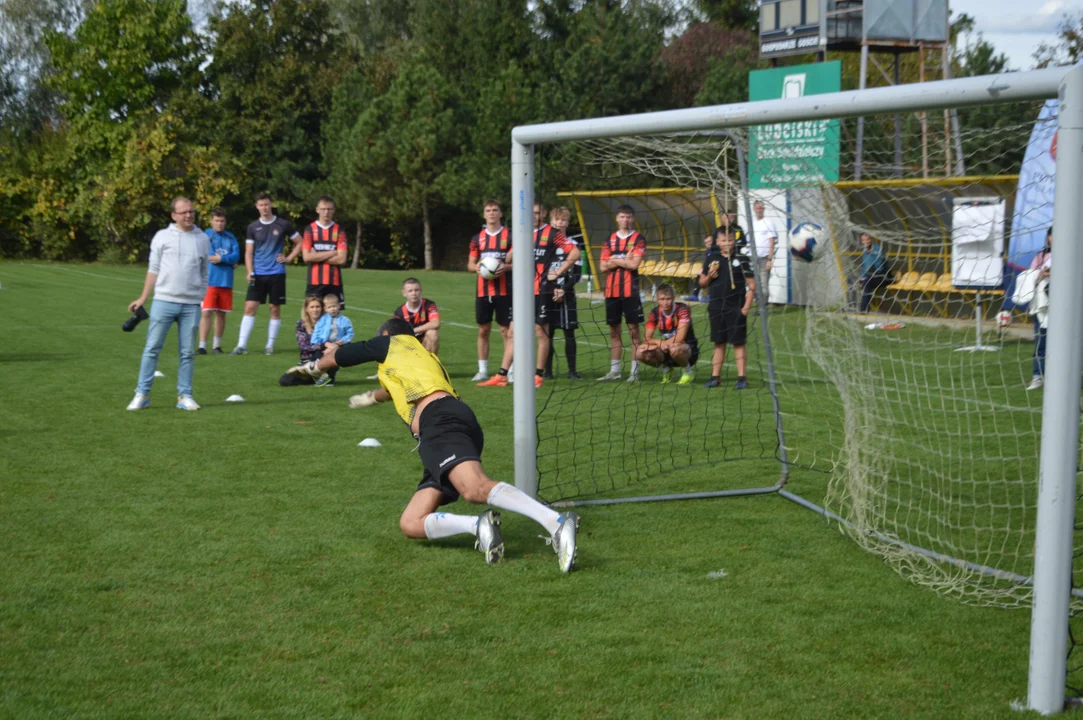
top-left (751, 200), bottom-right (779, 276)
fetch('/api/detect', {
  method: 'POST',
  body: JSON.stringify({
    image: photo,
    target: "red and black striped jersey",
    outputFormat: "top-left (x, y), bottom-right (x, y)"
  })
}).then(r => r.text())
top-left (468, 227), bottom-right (512, 297)
top-left (600, 231), bottom-right (646, 298)
top-left (394, 299), bottom-right (439, 329)
top-left (647, 302), bottom-right (696, 342)
top-left (303, 221), bottom-right (348, 286)
top-left (532, 224), bottom-right (575, 295)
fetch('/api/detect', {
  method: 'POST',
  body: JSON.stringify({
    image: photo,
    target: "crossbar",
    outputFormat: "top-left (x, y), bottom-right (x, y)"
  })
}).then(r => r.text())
top-left (512, 67), bottom-right (1068, 146)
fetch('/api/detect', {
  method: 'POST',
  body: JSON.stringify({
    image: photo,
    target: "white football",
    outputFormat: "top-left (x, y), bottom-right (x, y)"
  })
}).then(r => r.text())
top-left (478, 256), bottom-right (502, 280)
top-left (789, 222), bottom-right (825, 263)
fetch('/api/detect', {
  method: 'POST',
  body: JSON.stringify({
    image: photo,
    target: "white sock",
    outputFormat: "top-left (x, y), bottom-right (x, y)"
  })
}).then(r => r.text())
top-left (487, 482), bottom-right (560, 536)
top-left (478, 359), bottom-right (488, 374)
top-left (684, 363), bottom-right (694, 374)
top-left (631, 360), bottom-right (640, 375)
top-left (423, 512), bottom-right (478, 540)
top-left (213, 336), bottom-right (222, 350)
top-left (238, 315), bottom-right (255, 348)
top-left (267, 318), bottom-right (282, 348)
top-left (199, 340), bottom-right (207, 350)
top-left (610, 359), bottom-right (620, 373)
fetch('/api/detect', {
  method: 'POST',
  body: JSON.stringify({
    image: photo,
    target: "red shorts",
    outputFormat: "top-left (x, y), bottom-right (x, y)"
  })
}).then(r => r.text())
top-left (202, 286), bottom-right (234, 312)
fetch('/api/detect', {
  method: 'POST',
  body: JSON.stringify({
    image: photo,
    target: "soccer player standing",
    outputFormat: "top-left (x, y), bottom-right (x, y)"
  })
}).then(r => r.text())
top-left (698, 225), bottom-right (755, 389)
top-left (231, 192), bottom-right (302, 356)
top-left (302, 195), bottom-right (348, 306)
top-left (598, 204), bottom-right (645, 382)
top-left (469, 200), bottom-right (514, 384)
top-left (521, 202), bottom-right (580, 388)
top-left (198, 207), bottom-right (240, 355)
top-left (545, 206), bottom-right (583, 379)
top-left (286, 318), bottom-right (581, 572)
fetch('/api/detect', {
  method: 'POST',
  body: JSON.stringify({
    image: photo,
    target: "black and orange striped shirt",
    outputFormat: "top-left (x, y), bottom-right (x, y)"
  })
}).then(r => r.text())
top-left (646, 302), bottom-right (696, 343)
top-left (600, 231), bottom-right (646, 298)
top-left (303, 221), bottom-right (348, 286)
top-left (394, 299), bottom-right (439, 330)
top-left (468, 227), bottom-right (512, 298)
top-left (533, 224), bottom-right (575, 295)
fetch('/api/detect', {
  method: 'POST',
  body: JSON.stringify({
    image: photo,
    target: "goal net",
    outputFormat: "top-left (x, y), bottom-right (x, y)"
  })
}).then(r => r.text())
top-left (533, 105), bottom-right (1065, 610)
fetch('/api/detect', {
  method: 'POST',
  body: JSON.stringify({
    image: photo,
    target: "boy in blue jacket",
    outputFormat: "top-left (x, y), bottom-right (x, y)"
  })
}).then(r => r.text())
top-left (198, 208), bottom-right (241, 354)
top-left (310, 294), bottom-right (355, 386)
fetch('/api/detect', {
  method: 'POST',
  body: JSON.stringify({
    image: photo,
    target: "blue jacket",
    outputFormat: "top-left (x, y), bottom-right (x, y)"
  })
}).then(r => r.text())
top-left (310, 314), bottom-right (355, 346)
top-left (860, 243), bottom-right (888, 280)
top-left (205, 229), bottom-right (240, 288)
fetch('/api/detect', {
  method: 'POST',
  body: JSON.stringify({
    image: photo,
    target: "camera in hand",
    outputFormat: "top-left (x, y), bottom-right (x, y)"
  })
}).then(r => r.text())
top-left (122, 306), bottom-right (149, 332)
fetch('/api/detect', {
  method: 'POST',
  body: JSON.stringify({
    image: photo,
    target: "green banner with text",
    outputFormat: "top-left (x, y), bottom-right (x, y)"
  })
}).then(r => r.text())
top-left (748, 61), bottom-right (841, 188)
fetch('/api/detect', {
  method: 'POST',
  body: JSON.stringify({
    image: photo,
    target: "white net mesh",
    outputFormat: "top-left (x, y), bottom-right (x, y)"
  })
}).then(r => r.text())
top-left (536, 107), bottom-right (1065, 608)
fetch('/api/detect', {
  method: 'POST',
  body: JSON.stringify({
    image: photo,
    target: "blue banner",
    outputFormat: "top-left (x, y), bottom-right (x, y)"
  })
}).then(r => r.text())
top-left (1004, 99), bottom-right (1057, 308)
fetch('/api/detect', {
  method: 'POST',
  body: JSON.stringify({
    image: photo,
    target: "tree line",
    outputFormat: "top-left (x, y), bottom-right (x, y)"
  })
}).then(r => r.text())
top-left (0, 0), bottom-right (1070, 269)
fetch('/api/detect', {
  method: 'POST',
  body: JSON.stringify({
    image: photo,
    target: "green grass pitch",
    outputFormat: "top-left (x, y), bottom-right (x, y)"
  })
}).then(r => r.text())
top-left (0, 261), bottom-right (1041, 718)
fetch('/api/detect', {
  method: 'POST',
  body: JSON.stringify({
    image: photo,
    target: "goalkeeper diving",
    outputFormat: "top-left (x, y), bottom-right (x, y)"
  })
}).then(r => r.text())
top-left (286, 317), bottom-right (580, 572)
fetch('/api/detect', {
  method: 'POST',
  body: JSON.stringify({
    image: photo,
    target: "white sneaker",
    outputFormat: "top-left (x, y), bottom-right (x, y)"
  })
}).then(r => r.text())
top-left (1026, 376), bottom-right (1044, 391)
top-left (366, 373), bottom-right (380, 380)
top-left (626, 372), bottom-right (639, 383)
top-left (176, 396), bottom-right (201, 411)
top-left (597, 370), bottom-right (621, 381)
top-left (549, 512), bottom-right (580, 573)
top-left (126, 393), bottom-right (150, 411)
top-left (264, 346), bottom-right (274, 356)
top-left (471, 371), bottom-right (489, 382)
top-left (475, 510), bottom-right (504, 565)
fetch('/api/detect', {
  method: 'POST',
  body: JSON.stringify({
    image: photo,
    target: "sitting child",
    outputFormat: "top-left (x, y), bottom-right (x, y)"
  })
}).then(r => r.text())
top-left (309, 293), bottom-right (355, 386)
top-left (279, 296), bottom-right (325, 387)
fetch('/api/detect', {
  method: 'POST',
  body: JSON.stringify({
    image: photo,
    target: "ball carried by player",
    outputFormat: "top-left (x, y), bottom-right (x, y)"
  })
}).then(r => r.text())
top-left (478, 256), bottom-right (502, 280)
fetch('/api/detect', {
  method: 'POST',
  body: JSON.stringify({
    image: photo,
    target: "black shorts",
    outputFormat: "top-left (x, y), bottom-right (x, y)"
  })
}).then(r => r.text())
top-left (534, 294), bottom-right (552, 325)
top-left (663, 341), bottom-right (700, 367)
top-left (550, 290), bottom-right (578, 330)
top-left (476, 295), bottom-right (512, 327)
top-left (246, 274), bottom-right (287, 305)
top-left (709, 301), bottom-right (748, 345)
top-left (306, 283), bottom-right (344, 307)
top-left (416, 397), bottom-right (485, 505)
top-left (605, 296), bottom-right (644, 326)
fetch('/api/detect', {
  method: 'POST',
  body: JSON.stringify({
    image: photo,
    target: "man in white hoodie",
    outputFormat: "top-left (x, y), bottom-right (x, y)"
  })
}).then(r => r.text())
top-left (126, 197), bottom-right (210, 411)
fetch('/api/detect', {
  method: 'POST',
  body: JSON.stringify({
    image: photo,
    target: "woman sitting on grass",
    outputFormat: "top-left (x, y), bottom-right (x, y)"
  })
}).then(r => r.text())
top-left (279, 296), bottom-right (325, 387)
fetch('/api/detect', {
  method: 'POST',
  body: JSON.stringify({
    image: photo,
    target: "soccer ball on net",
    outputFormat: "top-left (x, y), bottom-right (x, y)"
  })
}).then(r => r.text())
top-left (478, 256), bottom-right (502, 280)
top-left (789, 222), bottom-right (825, 263)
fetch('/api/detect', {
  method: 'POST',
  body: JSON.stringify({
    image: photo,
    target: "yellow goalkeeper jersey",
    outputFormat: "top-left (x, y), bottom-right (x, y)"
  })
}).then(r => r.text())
top-left (377, 334), bottom-right (457, 425)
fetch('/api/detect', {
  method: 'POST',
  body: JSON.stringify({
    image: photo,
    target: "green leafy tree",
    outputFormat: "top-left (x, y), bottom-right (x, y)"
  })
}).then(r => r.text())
top-left (42, 0), bottom-right (234, 257)
top-left (552, 0), bottom-right (673, 119)
top-left (1034, 12), bottom-right (1083, 69)
top-left (661, 22), bottom-right (759, 108)
top-left (692, 0), bottom-right (758, 30)
top-left (0, 0), bottom-right (93, 135)
top-left (330, 53), bottom-right (460, 269)
top-left (204, 0), bottom-right (353, 220)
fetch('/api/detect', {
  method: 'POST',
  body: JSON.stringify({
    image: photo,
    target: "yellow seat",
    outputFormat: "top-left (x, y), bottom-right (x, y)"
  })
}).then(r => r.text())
top-left (888, 271), bottom-right (919, 291)
top-left (933, 272), bottom-right (952, 292)
top-left (914, 272), bottom-right (938, 291)
top-left (657, 261), bottom-right (680, 279)
top-left (677, 261), bottom-right (698, 279)
top-left (638, 260), bottom-right (659, 277)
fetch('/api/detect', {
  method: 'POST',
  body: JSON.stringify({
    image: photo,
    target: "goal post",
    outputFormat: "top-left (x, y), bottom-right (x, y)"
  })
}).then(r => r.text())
top-left (510, 64), bottom-right (1080, 713)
